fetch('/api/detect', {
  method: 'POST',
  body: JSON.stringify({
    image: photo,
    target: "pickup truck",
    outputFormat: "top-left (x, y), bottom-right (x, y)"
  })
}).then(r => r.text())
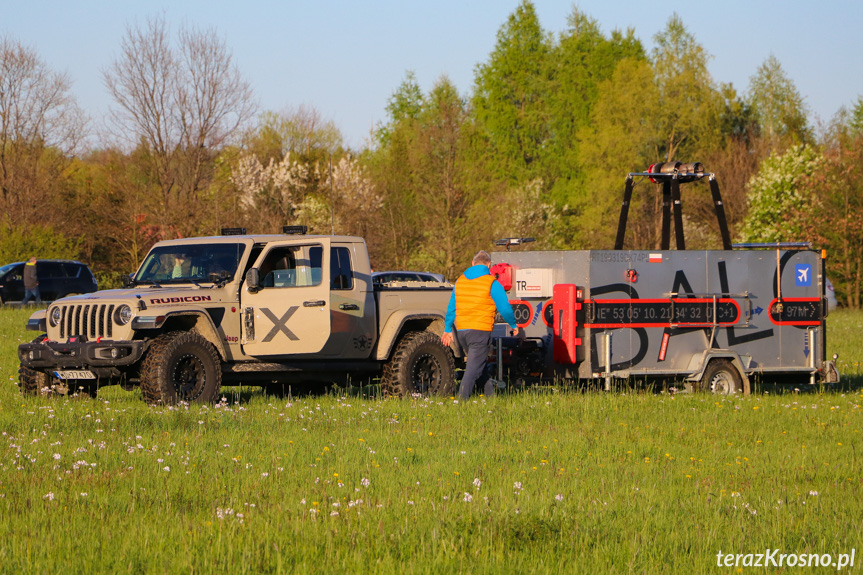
top-left (18, 229), bottom-right (456, 403)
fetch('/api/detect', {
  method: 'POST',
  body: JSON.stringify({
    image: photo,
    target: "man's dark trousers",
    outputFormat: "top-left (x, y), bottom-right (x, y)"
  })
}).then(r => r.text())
top-left (457, 329), bottom-right (494, 400)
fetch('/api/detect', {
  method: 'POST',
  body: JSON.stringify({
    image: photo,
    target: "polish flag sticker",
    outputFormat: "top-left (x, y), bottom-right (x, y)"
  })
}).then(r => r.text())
top-left (649, 253), bottom-right (662, 263)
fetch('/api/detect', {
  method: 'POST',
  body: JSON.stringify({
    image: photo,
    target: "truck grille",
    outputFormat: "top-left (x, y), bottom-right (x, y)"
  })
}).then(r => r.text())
top-left (57, 304), bottom-right (115, 339)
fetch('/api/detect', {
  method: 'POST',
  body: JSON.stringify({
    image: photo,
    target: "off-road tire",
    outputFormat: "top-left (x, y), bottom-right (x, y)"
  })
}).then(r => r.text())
top-left (19, 365), bottom-right (53, 396)
top-left (140, 331), bottom-right (222, 405)
top-left (380, 331), bottom-right (455, 397)
top-left (19, 335), bottom-right (66, 396)
top-left (701, 359), bottom-right (743, 395)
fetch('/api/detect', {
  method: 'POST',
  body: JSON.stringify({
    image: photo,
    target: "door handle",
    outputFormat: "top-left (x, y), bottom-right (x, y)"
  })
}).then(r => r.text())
top-left (339, 303), bottom-right (359, 311)
top-left (303, 300), bottom-right (326, 307)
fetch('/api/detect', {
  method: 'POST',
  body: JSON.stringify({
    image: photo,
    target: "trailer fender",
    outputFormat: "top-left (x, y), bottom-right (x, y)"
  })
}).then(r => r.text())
top-left (686, 351), bottom-right (751, 395)
top-left (375, 312), bottom-right (449, 361)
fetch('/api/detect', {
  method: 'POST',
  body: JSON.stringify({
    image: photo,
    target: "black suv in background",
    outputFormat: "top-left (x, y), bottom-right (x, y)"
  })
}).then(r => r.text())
top-left (0, 260), bottom-right (97, 304)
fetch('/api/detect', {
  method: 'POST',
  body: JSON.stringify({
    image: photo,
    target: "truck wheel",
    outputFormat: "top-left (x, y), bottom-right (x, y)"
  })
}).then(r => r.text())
top-left (701, 359), bottom-right (742, 395)
top-left (18, 335), bottom-right (66, 396)
top-left (140, 332), bottom-right (222, 405)
top-left (19, 366), bottom-right (55, 396)
top-left (381, 331), bottom-right (455, 397)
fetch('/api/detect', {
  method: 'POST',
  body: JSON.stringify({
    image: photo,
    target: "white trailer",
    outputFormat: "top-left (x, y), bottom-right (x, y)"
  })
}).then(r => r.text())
top-left (486, 163), bottom-right (840, 393)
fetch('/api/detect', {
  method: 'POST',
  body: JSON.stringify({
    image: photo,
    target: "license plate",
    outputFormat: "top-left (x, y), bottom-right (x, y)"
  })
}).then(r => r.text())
top-left (54, 370), bottom-right (96, 380)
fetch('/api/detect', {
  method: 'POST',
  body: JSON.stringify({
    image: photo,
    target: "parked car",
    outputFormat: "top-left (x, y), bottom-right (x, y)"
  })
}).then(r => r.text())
top-left (0, 260), bottom-right (97, 304)
top-left (372, 271), bottom-right (446, 285)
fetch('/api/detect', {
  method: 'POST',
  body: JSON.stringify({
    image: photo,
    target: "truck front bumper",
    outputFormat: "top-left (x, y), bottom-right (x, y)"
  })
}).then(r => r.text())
top-left (18, 340), bottom-right (146, 370)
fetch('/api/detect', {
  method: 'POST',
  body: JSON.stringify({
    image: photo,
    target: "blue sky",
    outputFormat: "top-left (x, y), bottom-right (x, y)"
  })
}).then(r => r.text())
top-left (6, 1), bottom-right (863, 149)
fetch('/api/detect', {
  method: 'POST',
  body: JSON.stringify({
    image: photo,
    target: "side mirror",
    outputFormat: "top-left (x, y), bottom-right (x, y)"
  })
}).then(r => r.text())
top-left (245, 268), bottom-right (260, 292)
top-left (122, 274), bottom-right (135, 288)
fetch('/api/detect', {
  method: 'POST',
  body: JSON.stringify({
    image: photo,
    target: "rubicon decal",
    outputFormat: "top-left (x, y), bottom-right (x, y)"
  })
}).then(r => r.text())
top-left (150, 295), bottom-right (213, 304)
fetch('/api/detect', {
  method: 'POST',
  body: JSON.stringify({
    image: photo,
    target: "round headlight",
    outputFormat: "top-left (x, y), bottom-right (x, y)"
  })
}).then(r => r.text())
top-left (114, 304), bottom-right (132, 326)
top-left (49, 306), bottom-right (62, 327)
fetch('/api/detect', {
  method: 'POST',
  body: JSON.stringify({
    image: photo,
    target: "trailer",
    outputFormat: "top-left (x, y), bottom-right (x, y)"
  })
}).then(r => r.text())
top-left (487, 163), bottom-right (840, 393)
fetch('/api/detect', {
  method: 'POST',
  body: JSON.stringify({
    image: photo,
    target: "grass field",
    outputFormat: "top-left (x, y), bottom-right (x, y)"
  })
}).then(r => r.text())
top-left (1, 307), bottom-right (862, 573)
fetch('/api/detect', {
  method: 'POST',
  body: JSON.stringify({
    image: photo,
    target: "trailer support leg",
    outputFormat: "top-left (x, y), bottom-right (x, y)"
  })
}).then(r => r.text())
top-left (497, 337), bottom-right (504, 383)
top-left (809, 327), bottom-right (817, 386)
top-left (604, 332), bottom-right (613, 391)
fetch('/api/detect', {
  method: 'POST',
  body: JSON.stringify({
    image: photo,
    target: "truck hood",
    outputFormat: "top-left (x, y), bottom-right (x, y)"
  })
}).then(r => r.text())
top-left (57, 285), bottom-right (234, 305)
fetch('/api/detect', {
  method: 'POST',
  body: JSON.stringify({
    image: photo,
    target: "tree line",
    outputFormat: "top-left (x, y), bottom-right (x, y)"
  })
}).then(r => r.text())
top-left (1, 2), bottom-right (861, 307)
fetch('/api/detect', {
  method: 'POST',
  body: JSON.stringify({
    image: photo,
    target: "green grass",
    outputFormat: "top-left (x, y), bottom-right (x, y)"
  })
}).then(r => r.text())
top-left (1, 307), bottom-right (862, 573)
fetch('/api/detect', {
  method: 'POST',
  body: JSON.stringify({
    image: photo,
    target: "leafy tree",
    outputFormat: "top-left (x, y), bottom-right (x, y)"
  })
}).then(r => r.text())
top-left (404, 78), bottom-right (480, 277)
top-left (375, 71), bottom-right (424, 148)
top-left (650, 14), bottom-right (724, 161)
top-left (737, 145), bottom-right (820, 243)
top-left (575, 14), bottom-right (725, 250)
top-left (575, 58), bottom-right (661, 248)
top-left (472, 0), bottom-right (551, 182)
top-left (231, 152), bottom-right (317, 232)
top-left (747, 54), bottom-right (811, 147)
top-left (246, 106), bottom-right (343, 165)
top-left (0, 217), bottom-right (80, 264)
top-left (847, 95), bottom-right (863, 136)
top-left (545, 10), bottom-right (645, 207)
top-left (798, 121), bottom-right (863, 308)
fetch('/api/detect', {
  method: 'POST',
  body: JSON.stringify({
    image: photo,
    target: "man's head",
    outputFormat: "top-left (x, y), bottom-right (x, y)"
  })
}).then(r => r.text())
top-left (28, 257), bottom-right (36, 264)
top-left (472, 250), bottom-right (491, 267)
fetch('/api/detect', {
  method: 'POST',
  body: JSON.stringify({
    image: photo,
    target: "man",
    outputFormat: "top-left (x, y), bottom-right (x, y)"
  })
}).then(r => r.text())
top-left (441, 250), bottom-right (519, 400)
top-left (22, 257), bottom-right (41, 305)
top-left (171, 254), bottom-right (187, 279)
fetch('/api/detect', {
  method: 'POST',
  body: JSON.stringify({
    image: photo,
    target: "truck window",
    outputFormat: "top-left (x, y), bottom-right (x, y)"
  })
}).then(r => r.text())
top-left (260, 245), bottom-right (323, 288)
top-left (331, 247), bottom-right (353, 290)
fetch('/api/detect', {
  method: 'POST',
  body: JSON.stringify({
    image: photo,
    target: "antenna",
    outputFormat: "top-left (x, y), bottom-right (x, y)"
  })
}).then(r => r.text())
top-left (329, 156), bottom-right (335, 235)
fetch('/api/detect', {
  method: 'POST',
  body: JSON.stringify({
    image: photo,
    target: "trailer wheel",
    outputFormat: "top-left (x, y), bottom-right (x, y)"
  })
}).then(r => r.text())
top-left (140, 331), bottom-right (222, 405)
top-left (381, 331), bottom-right (455, 397)
top-left (701, 359), bottom-right (743, 395)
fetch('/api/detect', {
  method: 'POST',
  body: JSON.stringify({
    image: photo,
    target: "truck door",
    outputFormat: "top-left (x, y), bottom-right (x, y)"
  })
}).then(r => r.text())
top-left (241, 238), bottom-right (331, 356)
top-left (320, 244), bottom-right (377, 358)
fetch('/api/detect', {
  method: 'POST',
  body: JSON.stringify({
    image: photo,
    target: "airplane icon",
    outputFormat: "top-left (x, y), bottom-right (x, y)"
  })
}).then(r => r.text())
top-left (795, 264), bottom-right (812, 286)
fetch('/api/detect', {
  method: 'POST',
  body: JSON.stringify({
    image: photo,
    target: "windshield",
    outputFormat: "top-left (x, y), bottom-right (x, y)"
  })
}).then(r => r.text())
top-left (0, 263), bottom-right (20, 281)
top-left (136, 243), bottom-right (246, 284)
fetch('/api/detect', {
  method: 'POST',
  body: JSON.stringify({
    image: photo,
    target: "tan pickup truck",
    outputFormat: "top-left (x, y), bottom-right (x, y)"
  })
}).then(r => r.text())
top-left (18, 229), bottom-right (455, 403)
